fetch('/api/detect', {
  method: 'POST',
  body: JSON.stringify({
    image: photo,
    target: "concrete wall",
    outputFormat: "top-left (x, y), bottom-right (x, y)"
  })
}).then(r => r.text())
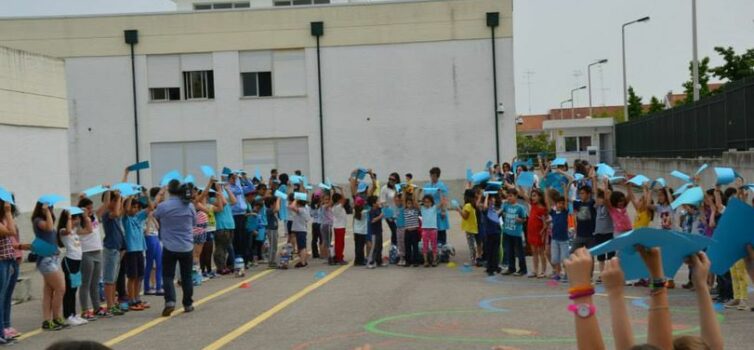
top-left (618, 151), bottom-right (754, 190)
top-left (0, 0), bottom-right (512, 57)
top-left (0, 46), bottom-right (67, 128)
top-left (65, 37), bottom-right (516, 191)
top-left (0, 46), bottom-right (70, 212)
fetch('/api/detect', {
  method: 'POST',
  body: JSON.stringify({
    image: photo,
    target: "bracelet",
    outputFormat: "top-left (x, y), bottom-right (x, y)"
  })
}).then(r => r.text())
top-left (568, 285), bottom-right (595, 294)
top-left (649, 278), bottom-right (667, 290)
top-left (569, 290), bottom-right (596, 300)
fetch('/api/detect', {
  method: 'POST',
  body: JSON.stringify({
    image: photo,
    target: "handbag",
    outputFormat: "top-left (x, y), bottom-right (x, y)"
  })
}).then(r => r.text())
top-left (64, 259), bottom-right (82, 288)
top-left (31, 238), bottom-right (58, 258)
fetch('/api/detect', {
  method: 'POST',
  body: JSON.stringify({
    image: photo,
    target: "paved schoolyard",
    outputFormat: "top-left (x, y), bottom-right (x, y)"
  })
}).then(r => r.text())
top-left (10, 215), bottom-right (754, 350)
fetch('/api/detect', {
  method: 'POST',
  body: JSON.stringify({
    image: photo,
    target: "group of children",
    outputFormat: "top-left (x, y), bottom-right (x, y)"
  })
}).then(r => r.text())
top-left (469, 157), bottom-right (753, 315)
top-left (1, 156), bottom-right (752, 348)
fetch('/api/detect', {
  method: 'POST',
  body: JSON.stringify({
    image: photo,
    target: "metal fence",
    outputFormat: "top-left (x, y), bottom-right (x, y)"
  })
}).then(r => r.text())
top-left (616, 76), bottom-right (754, 158)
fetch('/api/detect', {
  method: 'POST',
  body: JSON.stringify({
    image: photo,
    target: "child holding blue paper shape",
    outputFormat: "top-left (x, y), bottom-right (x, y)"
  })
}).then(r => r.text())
top-left (287, 193), bottom-right (311, 268)
top-left (479, 191), bottom-right (502, 276)
top-left (544, 191), bottom-right (569, 281)
top-left (366, 196), bottom-right (385, 269)
top-left (518, 188), bottom-right (548, 278)
top-left (455, 189), bottom-right (481, 266)
top-left (58, 208), bottom-right (92, 326)
top-left (500, 189), bottom-right (527, 276)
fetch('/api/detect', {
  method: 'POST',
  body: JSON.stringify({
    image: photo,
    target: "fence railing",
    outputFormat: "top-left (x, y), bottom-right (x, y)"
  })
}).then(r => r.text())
top-left (616, 76), bottom-right (754, 158)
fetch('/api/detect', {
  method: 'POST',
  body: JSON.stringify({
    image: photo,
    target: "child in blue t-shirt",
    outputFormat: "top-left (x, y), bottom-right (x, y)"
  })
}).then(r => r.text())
top-left (122, 196), bottom-right (149, 310)
top-left (546, 192), bottom-right (569, 280)
top-left (501, 189), bottom-right (527, 276)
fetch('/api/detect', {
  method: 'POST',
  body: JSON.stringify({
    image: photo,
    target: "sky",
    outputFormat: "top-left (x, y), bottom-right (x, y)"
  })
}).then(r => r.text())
top-left (1, 0), bottom-right (753, 115)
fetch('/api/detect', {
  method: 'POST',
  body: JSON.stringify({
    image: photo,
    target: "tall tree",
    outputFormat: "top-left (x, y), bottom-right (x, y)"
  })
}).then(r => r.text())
top-left (681, 56), bottom-right (711, 104)
top-left (710, 46), bottom-right (754, 83)
top-left (627, 86), bottom-right (643, 120)
top-left (648, 96), bottom-right (664, 114)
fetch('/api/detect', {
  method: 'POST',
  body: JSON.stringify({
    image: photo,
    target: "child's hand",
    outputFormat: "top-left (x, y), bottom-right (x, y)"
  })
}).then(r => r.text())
top-left (636, 246), bottom-right (663, 279)
top-left (685, 251), bottom-right (710, 287)
top-left (564, 248), bottom-right (593, 287)
top-left (601, 258), bottom-right (625, 294)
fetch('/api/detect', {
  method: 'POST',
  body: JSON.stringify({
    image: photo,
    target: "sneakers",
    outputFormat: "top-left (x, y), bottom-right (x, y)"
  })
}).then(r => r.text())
top-left (53, 318), bottom-right (70, 329)
top-left (527, 273), bottom-right (537, 278)
top-left (129, 303), bottom-right (145, 311)
top-left (66, 315), bottom-right (88, 327)
top-left (4, 328), bottom-right (20, 339)
top-left (737, 301), bottom-right (749, 311)
top-left (367, 263), bottom-right (376, 269)
top-left (42, 320), bottom-right (63, 331)
top-left (184, 305), bottom-right (195, 313)
top-left (397, 259), bottom-right (406, 267)
top-left (501, 270), bottom-right (514, 276)
top-left (512, 271), bottom-right (525, 277)
top-left (119, 302), bottom-right (130, 312)
top-left (144, 289), bottom-right (157, 296)
top-left (81, 310), bottom-right (98, 321)
top-left (109, 306), bottom-right (125, 316)
top-left (155, 289), bottom-right (165, 296)
top-left (96, 307), bottom-right (113, 318)
top-left (162, 304), bottom-right (175, 317)
top-left (725, 299), bottom-right (741, 309)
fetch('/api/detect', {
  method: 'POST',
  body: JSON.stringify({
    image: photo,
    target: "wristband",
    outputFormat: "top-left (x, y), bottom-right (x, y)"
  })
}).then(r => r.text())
top-left (567, 285), bottom-right (595, 294)
top-left (649, 278), bottom-right (667, 290)
top-left (569, 290), bottom-right (596, 300)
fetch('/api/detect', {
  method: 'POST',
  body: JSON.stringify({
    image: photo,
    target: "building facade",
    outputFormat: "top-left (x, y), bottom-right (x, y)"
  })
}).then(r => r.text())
top-left (0, 0), bottom-right (515, 193)
top-left (0, 46), bottom-right (70, 211)
top-left (542, 117), bottom-right (615, 166)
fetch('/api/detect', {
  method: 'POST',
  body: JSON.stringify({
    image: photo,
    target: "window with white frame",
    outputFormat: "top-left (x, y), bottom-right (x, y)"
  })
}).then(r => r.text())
top-left (241, 72), bottom-right (272, 97)
top-left (565, 136), bottom-right (578, 152)
top-left (149, 87), bottom-right (181, 101)
top-left (194, 2), bottom-right (250, 10)
top-left (183, 71), bottom-right (214, 100)
top-left (274, 0), bottom-right (329, 6)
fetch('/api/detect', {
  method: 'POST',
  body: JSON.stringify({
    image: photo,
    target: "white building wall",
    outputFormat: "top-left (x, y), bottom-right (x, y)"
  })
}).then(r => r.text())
top-left (0, 46), bottom-right (70, 211)
top-left (65, 37), bottom-right (514, 189)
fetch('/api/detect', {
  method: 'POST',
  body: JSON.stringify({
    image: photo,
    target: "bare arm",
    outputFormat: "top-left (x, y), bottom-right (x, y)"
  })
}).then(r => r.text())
top-left (0, 203), bottom-right (16, 237)
top-left (121, 167), bottom-right (129, 183)
top-left (637, 246), bottom-right (673, 350)
top-left (225, 184), bottom-right (238, 205)
top-left (79, 213), bottom-right (93, 235)
top-left (564, 248), bottom-right (606, 350)
top-left (602, 257), bottom-right (634, 350)
top-left (111, 193), bottom-right (124, 218)
top-left (36, 205), bottom-right (55, 232)
top-left (688, 252), bottom-right (723, 350)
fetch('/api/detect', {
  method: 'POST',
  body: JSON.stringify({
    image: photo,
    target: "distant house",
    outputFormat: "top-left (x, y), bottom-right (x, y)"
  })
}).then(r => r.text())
top-left (663, 83), bottom-right (724, 108)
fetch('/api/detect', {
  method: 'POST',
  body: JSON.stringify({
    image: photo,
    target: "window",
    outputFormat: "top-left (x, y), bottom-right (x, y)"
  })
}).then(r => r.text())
top-left (274, 0), bottom-right (329, 6)
top-left (194, 2), bottom-right (249, 10)
top-left (241, 72), bottom-right (272, 97)
top-left (149, 87), bottom-right (181, 101)
top-left (183, 71), bottom-right (214, 100)
top-left (565, 137), bottom-right (578, 152)
top-left (578, 136), bottom-right (592, 152)
top-left (243, 137), bottom-right (309, 178)
top-left (151, 141), bottom-right (217, 186)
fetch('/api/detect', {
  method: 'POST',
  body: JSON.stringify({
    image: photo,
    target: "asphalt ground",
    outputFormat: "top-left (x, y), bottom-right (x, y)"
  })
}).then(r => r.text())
top-left (8, 215), bottom-right (754, 350)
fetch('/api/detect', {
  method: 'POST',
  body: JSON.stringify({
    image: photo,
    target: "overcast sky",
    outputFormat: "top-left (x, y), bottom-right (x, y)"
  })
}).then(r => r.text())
top-left (2, 0), bottom-right (753, 115)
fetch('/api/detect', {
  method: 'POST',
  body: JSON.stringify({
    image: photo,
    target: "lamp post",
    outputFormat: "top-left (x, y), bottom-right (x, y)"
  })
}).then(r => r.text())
top-left (691, 0), bottom-right (699, 101)
top-left (570, 85), bottom-right (586, 119)
top-left (587, 59), bottom-right (608, 118)
top-left (622, 16), bottom-right (650, 121)
top-left (560, 99), bottom-right (572, 120)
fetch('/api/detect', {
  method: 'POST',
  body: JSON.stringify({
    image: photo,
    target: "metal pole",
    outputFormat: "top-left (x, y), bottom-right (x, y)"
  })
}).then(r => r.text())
top-left (588, 65), bottom-right (593, 118)
top-left (622, 23), bottom-right (628, 122)
top-left (571, 89), bottom-right (576, 119)
top-left (316, 35), bottom-right (325, 181)
top-left (491, 26), bottom-right (500, 164)
top-left (129, 43), bottom-right (140, 184)
top-left (692, 0), bottom-right (700, 101)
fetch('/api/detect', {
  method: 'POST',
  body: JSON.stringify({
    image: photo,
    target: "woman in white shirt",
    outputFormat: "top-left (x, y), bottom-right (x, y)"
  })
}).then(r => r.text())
top-left (58, 209), bottom-right (92, 326)
top-left (331, 193), bottom-right (348, 265)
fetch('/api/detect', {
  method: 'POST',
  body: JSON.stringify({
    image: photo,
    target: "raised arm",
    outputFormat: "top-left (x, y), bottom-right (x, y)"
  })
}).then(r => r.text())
top-left (602, 257), bottom-right (634, 350)
top-left (79, 212), bottom-right (93, 235)
top-left (637, 246), bottom-right (673, 350)
top-left (564, 248), bottom-right (606, 350)
top-left (0, 202), bottom-right (16, 237)
top-left (36, 204), bottom-right (55, 232)
top-left (121, 167), bottom-right (129, 183)
top-left (687, 252), bottom-right (723, 350)
top-left (225, 183), bottom-right (238, 205)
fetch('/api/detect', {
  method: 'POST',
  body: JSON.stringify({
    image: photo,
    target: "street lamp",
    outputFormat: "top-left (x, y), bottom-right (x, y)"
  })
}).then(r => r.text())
top-left (622, 16), bottom-right (650, 121)
top-left (587, 59), bottom-right (608, 118)
top-left (570, 85), bottom-right (586, 119)
top-left (560, 99), bottom-right (572, 119)
top-left (691, 0), bottom-right (699, 101)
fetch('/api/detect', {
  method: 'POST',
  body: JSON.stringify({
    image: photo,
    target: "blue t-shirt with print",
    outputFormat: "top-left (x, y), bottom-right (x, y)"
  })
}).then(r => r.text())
top-left (501, 203), bottom-right (526, 236)
top-left (428, 181), bottom-right (450, 230)
top-left (215, 200), bottom-right (235, 230)
top-left (395, 206), bottom-right (405, 228)
top-left (123, 210), bottom-right (148, 252)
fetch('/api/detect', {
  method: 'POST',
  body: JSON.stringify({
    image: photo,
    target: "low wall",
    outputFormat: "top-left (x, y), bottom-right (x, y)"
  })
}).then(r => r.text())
top-left (618, 151), bottom-right (754, 190)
